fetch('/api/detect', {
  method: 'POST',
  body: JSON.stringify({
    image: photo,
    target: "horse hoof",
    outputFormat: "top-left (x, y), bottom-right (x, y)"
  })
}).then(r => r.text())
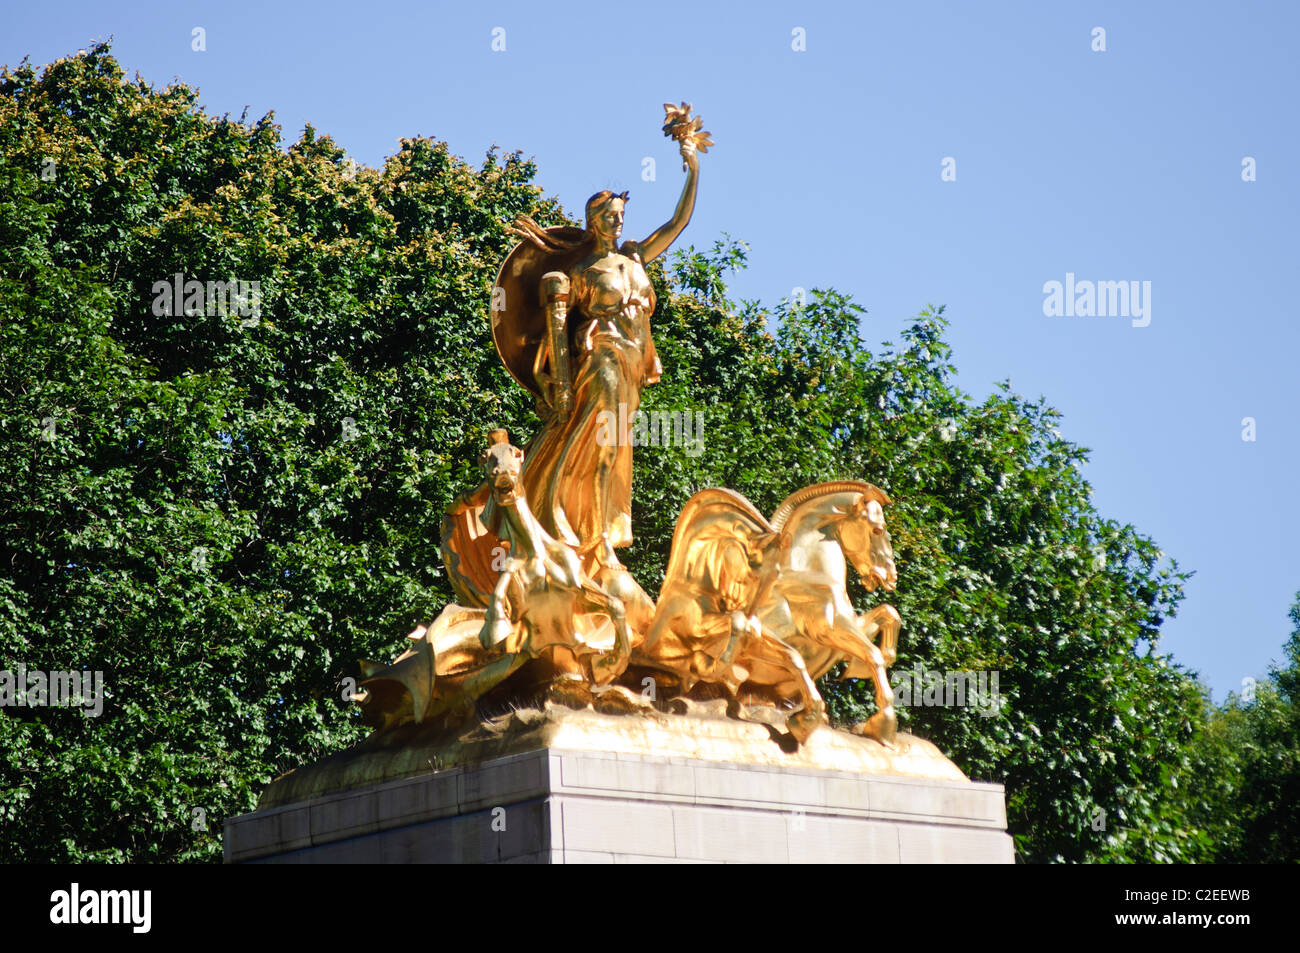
top-left (591, 653), bottom-right (628, 687)
top-left (852, 709), bottom-right (897, 746)
top-left (786, 709), bottom-right (822, 744)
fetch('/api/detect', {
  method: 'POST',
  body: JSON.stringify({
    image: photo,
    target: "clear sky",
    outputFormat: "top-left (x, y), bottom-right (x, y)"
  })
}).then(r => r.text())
top-left (5, 0), bottom-right (1297, 701)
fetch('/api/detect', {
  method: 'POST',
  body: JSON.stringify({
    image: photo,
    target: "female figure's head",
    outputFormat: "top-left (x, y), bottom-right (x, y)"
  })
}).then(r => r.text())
top-left (585, 190), bottom-right (628, 246)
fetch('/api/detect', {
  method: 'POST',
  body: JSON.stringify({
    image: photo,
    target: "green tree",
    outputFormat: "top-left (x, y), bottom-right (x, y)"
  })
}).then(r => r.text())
top-left (0, 44), bottom-right (546, 861)
top-left (1177, 594), bottom-right (1300, 862)
top-left (0, 43), bottom-right (1213, 863)
top-left (637, 247), bottom-right (1204, 862)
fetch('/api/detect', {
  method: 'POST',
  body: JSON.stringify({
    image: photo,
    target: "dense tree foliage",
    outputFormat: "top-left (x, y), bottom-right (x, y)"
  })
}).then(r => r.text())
top-left (1170, 594), bottom-right (1300, 863)
top-left (1, 44), bottom-right (1292, 863)
top-left (1, 44), bottom-right (545, 862)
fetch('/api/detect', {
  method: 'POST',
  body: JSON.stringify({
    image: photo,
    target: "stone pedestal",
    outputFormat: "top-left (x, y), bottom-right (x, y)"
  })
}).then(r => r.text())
top-left (225, 711), bottom-right (1014, 863)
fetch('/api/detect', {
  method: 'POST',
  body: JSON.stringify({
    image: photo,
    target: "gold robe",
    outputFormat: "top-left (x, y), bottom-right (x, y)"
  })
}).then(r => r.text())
top-left (521, 245), bottom-right (661, 554)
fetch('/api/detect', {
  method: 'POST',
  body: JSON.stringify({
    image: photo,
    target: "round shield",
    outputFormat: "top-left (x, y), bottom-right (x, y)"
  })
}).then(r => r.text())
top-left (490, 226), bottom-right (593, 398)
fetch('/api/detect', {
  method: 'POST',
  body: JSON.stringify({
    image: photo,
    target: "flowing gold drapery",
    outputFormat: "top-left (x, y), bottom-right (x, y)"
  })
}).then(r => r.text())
top-left (522, 321), bottom-right (660, 554)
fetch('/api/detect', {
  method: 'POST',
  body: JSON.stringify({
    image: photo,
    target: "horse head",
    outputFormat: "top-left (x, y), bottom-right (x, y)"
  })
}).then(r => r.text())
top-left (828, 488), bottom-right (896, 592)
top-left (770, 481), bottom-right (896, 592)
top-left (479, 429), bottom-right (526, 508)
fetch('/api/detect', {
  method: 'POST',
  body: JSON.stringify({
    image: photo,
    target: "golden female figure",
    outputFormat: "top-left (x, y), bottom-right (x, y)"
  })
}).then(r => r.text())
top-left (520, 183), bottom-right (684, 568)
top-left (491, 107), bottom-right (708, 575)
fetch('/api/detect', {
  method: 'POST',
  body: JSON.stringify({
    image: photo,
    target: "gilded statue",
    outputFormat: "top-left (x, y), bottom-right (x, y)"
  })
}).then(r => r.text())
top-left (356, 105), bottom-right (905, 747)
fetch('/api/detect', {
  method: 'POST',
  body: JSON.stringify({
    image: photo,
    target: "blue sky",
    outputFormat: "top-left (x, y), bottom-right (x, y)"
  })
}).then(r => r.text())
top-left (6, 1), bottom-right (1297, 701)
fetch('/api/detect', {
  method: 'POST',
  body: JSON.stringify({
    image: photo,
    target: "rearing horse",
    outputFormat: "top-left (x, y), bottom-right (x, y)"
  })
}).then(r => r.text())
top-left (639, 481), bottom-right (900, 744)
top-left (751, 481), bottom-right (899, 743)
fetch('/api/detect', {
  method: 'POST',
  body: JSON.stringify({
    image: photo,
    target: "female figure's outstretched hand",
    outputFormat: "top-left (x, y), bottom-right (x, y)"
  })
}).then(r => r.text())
top-left (679, 135), bottom-right (698, 173)
top-left (640, 104), bottom-right (709, 263)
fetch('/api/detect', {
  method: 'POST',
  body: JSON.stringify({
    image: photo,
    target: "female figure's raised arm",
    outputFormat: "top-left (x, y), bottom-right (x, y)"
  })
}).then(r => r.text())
top-left (638, 137), bottom-right (699, 263)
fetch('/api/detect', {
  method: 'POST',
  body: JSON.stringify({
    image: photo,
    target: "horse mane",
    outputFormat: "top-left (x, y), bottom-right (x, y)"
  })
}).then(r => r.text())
top-left (769, 480), bottom-right (892, 531)
top-left (664, 488), bottom-right (771, 584)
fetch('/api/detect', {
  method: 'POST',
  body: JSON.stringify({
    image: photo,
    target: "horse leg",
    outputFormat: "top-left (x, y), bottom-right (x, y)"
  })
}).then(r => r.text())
top-left (579, 583), bottom-right (630, 685)
top-left (820, 614), bottom-right (898, 746)
top-left (708, 611), bottom-right (749, 688)
top-left (593, 562), bottom-right (655, 647)
top-left (839, 637), bottom-right (897, 745)
top-left (738, 627), bottom-right (825, 743)
top-left (640, 595), bottom-right (704, 694)
top-left (861, 604), bottom-right (901, 666)
top-left (479, 560), bottom-right (521, 650)
top-left (681, 610), bottom-right (748, 694)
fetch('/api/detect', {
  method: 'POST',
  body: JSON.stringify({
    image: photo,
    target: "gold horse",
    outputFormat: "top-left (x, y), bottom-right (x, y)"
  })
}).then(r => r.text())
top-left (355, 432), bottom-right (635, 729)
top-left (638, 481), bottom-right (900, 743)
